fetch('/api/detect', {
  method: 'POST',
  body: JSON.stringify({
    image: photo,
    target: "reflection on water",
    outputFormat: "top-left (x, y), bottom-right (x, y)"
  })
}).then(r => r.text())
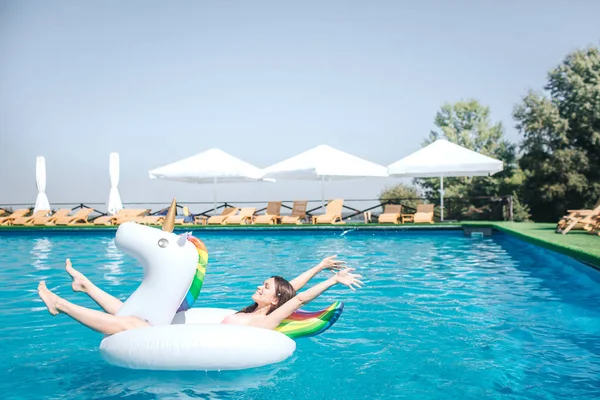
top-left (101, 238), bottom-right (124, 286)
top-left (60, 362), bottom-right (285, 398)
top-left (31, 238), bottom-right (52, 271)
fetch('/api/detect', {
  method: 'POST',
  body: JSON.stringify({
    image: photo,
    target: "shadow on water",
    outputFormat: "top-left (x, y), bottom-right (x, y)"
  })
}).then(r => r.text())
top-left (11, 357), bottom-right (288, 400)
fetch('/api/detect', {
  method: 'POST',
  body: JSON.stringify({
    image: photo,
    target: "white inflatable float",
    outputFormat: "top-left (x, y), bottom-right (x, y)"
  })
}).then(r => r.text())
top-left (99, 201), bottom-right (343, 371)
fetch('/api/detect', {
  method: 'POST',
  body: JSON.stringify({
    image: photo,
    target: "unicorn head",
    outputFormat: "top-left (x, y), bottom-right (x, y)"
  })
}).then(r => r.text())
top-left (114, 200), bottom-right (201, 326)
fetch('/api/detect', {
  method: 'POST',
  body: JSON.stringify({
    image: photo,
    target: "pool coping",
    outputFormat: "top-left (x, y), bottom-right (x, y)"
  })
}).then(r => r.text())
top-left (1, 222), bottom-right (598, 269)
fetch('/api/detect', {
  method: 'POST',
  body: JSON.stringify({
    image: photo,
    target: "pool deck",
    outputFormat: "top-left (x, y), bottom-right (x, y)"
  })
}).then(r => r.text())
top-left (1, 221), bottom-right (598, 268)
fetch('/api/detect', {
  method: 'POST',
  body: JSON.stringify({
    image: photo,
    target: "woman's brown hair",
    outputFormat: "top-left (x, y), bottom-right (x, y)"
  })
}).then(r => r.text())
top-left (237, 276), bottom-right (296, 315)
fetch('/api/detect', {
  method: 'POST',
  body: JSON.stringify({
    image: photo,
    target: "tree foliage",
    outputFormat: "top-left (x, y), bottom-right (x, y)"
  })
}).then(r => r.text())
top-left (378, 183), bottom-right (420, 211)
top-left (513, 47), bottom-right (600, 221)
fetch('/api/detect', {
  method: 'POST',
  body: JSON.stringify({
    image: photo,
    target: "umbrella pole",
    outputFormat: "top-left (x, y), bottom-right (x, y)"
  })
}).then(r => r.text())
top-left (213, 177), bottom-right (217, 216)
top-left (440, 174), bottom-right (444, 222)
top-left (321, 176), bottom-right (325, 212)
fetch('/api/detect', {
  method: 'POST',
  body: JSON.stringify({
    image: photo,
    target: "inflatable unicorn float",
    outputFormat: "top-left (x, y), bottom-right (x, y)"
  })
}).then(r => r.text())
top-left (100, 200), bottom-right (343, 371)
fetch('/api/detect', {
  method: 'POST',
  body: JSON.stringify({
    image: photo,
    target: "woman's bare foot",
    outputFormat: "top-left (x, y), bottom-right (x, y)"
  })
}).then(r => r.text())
top-left (37, 281), bottom-right (60, 315)
top-left (66, 259), bottom-right (88, 292)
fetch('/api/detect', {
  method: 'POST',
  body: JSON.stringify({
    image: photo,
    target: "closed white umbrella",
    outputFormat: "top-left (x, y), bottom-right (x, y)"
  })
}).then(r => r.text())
top-left (387, 139), bottom-right (503, 220)
top-left (263, 145), bottom-right (388, 211)
top-left (149, 148), bottom-right (272, 215)
top-left (33, 156), bottom-right (51, 213)
top-left (107, 152), bottom-right (123, 215)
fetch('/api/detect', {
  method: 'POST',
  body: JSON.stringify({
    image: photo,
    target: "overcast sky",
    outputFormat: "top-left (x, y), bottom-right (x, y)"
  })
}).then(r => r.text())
top-left (1, 1), bottom-right (599, 212)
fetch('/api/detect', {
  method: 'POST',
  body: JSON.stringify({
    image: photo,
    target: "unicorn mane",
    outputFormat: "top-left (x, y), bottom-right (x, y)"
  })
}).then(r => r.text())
top-left (176, 235), bottom-right (208, 313)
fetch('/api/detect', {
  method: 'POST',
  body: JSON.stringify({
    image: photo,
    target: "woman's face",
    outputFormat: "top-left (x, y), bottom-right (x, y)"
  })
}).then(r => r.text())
top-left (252, 277), bottom-right (278, 307)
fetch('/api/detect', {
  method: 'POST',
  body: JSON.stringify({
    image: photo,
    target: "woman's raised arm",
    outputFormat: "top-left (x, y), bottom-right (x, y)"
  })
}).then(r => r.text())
top-left (289, 255), bottom-right (346, 291)
top-left (264, 269), bottom-right (363, 330)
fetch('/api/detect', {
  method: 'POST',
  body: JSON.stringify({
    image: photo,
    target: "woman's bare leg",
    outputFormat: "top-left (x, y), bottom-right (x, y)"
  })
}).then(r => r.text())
top-left (37, 281), bottom-right (148, 335)
top-left (66, 259), bottom-right (123, 315)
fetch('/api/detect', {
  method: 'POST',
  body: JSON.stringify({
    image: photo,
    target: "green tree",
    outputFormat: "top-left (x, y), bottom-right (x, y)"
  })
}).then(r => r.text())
top-left (378, 183), bottom-right (421, 212)
top-left (513, 47), bottom-right (600, 222)
top-left (415, 100), bottom-right (527, 220)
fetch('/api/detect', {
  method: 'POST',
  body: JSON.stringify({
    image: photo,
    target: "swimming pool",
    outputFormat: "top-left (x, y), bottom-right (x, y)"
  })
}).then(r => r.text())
top-left (1, 229), bottom-right (599, 399)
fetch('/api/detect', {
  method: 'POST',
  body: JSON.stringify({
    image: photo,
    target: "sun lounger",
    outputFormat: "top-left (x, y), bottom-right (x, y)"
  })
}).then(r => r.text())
top-left (378, 204), bottom-right (403, 224)
top-left (129, 215), bottom-right (165, 225)
top-left (112, 209), bottom-right (151, 225)
top-left (32, 209), bottom-right (72, 225)
top-left (556, 202), bottom-right (600, 235)
top-left (129, 206), bottom-right (200, 226)
top-left (10, 210), bottom-right (51, 226)
top-left (193, 215), bottom-right (208, 225)
top-left (253, 202), bottom-right (283, 225)
top-left (587, 215), bottom-right (600, 236)
top-left (94, 209), bottom-right (128, 226)
top-left (314, 199), bottom-right (345, 224)
top-left (0, 209), bottom-right (30, 225)
top-left (47, 208), bottom-right (94, 225)
top-left (226, 207), bottom-right (256, 225)
top-left (411, 204), bottom-right (435, 223)
top-left (207, 207), bottom-right (238, 225)
top-left (94, 209), bottom-right (149, 225)
top-left (281, 201), bottom-right (308, 224)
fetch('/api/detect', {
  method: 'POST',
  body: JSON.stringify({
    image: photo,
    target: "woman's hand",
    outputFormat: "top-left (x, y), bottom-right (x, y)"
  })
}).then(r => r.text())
top-left (318, 255), bottom-right (347, 272)
top-left (334, 268), bottom-right (363, 291)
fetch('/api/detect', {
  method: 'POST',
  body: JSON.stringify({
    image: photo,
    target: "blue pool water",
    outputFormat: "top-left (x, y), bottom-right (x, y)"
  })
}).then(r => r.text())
top-left (1, 229), bottom-right (600, 399)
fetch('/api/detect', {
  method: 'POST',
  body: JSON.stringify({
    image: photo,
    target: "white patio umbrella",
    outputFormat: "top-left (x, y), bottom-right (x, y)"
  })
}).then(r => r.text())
top-left (148, 148), bottom-right (272, 215)
top-left (107, 152), bottom-right (123, 215)
top-left (387, 139), bottom-right (503, 221)
top-left (33, 156), bottom-right (51, 213)
top-left (262, 145), bottom-right (389, 211)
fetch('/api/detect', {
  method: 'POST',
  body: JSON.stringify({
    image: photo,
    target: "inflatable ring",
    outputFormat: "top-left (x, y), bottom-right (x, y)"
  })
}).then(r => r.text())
top-left (99, 217), bottom-right (343, 371)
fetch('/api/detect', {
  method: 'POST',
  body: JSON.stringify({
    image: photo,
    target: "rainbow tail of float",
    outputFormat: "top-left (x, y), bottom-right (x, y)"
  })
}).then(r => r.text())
top-left (275, 301), bottom-right (344, 339)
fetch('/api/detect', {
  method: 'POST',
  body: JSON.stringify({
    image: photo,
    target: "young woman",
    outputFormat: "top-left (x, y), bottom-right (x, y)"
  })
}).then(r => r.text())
top-left (37, 255), bottom-right (363, 335)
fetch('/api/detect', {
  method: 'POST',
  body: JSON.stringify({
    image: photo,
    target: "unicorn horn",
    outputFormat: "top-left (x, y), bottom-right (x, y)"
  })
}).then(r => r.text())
top-left (162, 199), bottom-right (177, 232)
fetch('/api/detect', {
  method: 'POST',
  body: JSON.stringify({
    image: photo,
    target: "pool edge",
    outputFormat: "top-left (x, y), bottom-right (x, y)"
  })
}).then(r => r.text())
top-left (466, 223), bottom-right (600, 270)
top-left (2, 222), bottom-right (598, 269)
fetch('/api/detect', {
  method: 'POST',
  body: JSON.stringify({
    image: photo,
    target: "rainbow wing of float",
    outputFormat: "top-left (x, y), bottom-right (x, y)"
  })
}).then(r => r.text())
top-left (177, 236), bottom-right (209, 313)
top-left (275, 301), bottom-right (344, 339)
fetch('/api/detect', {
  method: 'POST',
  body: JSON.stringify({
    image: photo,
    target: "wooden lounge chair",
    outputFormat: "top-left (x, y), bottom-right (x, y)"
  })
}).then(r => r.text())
top-left (47, 208), bottom-right (94, 225)
top-left (226, 207), bottom-right (257, 225)
top-left (281, 201), bottom-right (308, 224)
top-left (588, 215), bottom-right (600, 236)
top-left (32, 209), bottom-right (72, 226)
top-left (556, 202), bottom-right (600, 235)
top-left (94, 209), bottom-right (149, 225)
top-left (129, 215), bottom-right (164, 225)
top-left (10, 210), bottom-right (51, 226)
top-left (413, 204), bottom-right (435, 224)
top-left (94, 209), bottom-right (128, 226)
top-left (0, 209), bottom-right (30, 225)
top-left (253, 202), bottom-right (282, 225)
top-left (377, 204), bottom-right (403, 224)
top-left (207, 207), bottom-right (238, 225)
top-left (314, 199), bottom-right (345, 224)
top-left (130, 214), bottom-right (189, 226)
top-left (112, 209), bottom-right (151, 225)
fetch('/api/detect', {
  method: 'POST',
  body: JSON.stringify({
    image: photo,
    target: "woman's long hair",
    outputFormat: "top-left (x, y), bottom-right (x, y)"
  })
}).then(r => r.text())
top-left (237, 276), bottom-right (296, 315)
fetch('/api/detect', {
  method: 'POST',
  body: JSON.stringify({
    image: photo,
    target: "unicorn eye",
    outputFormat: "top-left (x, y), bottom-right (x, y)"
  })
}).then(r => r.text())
top-left (158, 238), bottom-right (169, 248)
